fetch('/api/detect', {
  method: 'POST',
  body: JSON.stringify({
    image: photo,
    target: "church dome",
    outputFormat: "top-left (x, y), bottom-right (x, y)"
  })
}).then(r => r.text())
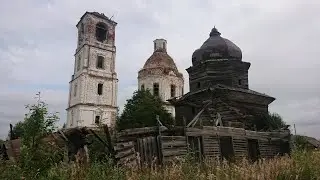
top-left (192, 27), bottom-right (242, 64)
top-left (143, 49), bottom-right (179, 71)
top-left (139, 39), bottom-right (183, 78)
top-left (143, 39), bottom-right (179, 71)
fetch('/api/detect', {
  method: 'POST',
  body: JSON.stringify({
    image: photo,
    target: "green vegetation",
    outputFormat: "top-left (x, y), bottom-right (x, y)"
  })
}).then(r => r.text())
top-left (249, 112), bottom-right (288, 131)
top-left (116, 90), bottom-right (174, 130)
top-left (8, 121), bottom-right (25, 139)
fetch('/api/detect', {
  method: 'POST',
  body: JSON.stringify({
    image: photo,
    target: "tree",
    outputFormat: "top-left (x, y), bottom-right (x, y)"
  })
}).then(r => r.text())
top-left (19, 101), bottom-right (62, 178)
top-left (249, 112), bottom-right (288, 131)
top-left (8, 121), bottom-right (25, 140)
top-left (117, 90), bottom-right (174, 130)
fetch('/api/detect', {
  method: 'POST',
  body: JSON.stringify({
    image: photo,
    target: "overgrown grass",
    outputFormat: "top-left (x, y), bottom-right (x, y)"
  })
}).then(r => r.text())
top-left (1, 150), bottom-right (320, 180)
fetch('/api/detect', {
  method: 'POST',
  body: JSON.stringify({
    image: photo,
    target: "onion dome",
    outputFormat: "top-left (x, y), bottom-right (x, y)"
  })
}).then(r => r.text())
top-left (192, 27), bottom-right (242, 65)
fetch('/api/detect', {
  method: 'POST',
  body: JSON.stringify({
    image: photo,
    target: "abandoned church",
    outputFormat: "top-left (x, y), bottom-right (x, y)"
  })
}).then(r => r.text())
top-left (0, 12), bottom-right (289, 165)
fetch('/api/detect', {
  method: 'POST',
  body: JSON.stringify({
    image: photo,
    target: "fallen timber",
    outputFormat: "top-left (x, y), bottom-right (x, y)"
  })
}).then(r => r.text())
top-left (1, 123), bottom-right (291, 167)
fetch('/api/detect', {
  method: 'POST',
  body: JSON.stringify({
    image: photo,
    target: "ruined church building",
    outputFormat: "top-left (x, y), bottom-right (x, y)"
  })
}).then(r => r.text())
top-left (67, 11), bottom-right (275, 130)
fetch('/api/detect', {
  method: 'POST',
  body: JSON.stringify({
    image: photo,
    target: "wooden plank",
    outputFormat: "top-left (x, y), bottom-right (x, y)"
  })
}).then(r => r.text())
top-left (138, 138), bottom-right (144, 163)
top-left (143, 138), bottom-right (148, 164)
top-left (162, 149), bottom-right (188, 157)
top-left (118, 126), bottom-right (168, 137)
top-left (117, 153), bottom-right (137, 165)
top-left (161, 136), bottom-right (186, 141)
top-left (115, 147), bottom-right (135, 159)
top-left (115, 141), bottom-right (134, 151)
top-left (162, 141), bottom-right (187, 149)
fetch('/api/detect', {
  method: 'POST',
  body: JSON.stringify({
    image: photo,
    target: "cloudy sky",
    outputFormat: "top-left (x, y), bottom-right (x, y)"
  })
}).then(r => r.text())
top-left (0, 0), bottom-right (319, 139)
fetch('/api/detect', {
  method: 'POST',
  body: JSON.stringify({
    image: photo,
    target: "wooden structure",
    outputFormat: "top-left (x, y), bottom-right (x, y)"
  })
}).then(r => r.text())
top-left (114, 125), bottom-right (291, 166)
top-left (2, 123), bottom-right (291, 167)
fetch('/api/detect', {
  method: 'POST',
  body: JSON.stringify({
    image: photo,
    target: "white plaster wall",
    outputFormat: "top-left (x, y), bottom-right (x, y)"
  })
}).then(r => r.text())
top-left (67, 105), bottom-right (116, 128)
top-left (67, 13), bottom-right (118, 129)
top-left (83, 76), bottom-right (117, 106)
top-left (138, 73), bottom-right (184, 117)
top-left (138, 74), bottom-right (184, 101)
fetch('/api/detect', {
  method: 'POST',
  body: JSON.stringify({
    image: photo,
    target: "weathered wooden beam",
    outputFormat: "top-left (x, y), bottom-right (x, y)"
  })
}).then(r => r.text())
top-left (117, 126), bottom-right (168, 137)
top-left (103, 125), bottom-right (116, 161)
top-left (187, 102), bottom-right (211, 127)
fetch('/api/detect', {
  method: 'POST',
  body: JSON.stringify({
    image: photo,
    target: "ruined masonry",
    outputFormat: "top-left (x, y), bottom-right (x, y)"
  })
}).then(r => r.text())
top-left (138, 39), bottom-right (184, 117)
top-left (66, 12), bottom-right (118, 128)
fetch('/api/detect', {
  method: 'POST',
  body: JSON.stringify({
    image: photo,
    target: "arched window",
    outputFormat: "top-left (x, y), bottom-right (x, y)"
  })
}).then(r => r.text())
top-left (170, 84), bottom-right (176, 97)
top-left (96, 22), bottom-right (107, 42)
top-left (97, 56), bottom-right (104, 69)
top-left (98, 83), bottom-right (103, 95)
top-left (141, 84), bottom-right (145, 91)
top-left (238, 79), bottom-right (242, 85)
top-left (153, 83), bottom-right (159, 96)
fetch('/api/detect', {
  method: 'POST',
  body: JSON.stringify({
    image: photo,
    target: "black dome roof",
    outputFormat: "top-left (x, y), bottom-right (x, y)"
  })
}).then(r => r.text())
top-left (192, 27), bottom-right (242, 65)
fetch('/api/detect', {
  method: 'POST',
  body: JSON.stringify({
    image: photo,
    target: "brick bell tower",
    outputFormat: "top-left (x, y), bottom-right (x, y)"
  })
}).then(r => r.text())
top-left (66, 12), bottom-right (118, 128)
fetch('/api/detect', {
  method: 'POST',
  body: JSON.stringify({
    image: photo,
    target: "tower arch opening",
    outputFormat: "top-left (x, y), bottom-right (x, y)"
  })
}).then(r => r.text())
top-left (96, 22), bottom-right (108, 42)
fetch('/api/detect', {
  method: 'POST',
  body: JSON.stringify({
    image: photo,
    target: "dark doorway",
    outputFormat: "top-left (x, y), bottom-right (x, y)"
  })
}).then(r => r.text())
top-left (248, 139), bottom-right (260, 162)
top-left (280, 140), bottom-right (290, 156)
top-left (219, 136), bottom-right (234, 161)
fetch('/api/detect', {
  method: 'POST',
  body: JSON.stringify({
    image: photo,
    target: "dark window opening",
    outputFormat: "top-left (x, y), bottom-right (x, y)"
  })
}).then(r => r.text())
top-left (96, 22), bottom-right (107, 42)
top-left (238, 79), bottom-right (242, 85)
top-left (182, 87), bottom-right (184, 95)
top-left (97, 56), bottom-right (104, 69)
top-left (153, 83), bottom-right (159, 96)
top-left (154, 42), bottom-right (156, 50)
top-left (141, 84), bottom-right (145, 91)
top-left (163, 42), bottom-right (166, 50)
top-left (248, 139), bottom-right (260, 162)
top-left (197, 82), bottom-right (201, 88)
top-left (170, 84), bottom-right (176, 97)
top-left (219, 136), bottom-right (235, 162)
top-left (95, 116), bottom-right (100, 124)
top-left (98, 83), bottom-right (103, 95)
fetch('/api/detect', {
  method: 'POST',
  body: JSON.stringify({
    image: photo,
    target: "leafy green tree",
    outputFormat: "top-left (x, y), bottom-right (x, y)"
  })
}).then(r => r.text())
top-left (249, 112), bottom-right (288, 131)
top-left (117, 90), bottom-right (174, 130)
top-left (8, 121), bottom-right (25, 139)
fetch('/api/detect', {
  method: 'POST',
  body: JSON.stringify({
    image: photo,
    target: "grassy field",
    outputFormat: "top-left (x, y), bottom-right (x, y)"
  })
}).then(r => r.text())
top-left (1, 150), bottom-right (320, 180)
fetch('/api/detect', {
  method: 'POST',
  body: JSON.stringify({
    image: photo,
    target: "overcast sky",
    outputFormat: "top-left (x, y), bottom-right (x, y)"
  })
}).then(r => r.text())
top-left (0, 0), bottom-right (319, 139)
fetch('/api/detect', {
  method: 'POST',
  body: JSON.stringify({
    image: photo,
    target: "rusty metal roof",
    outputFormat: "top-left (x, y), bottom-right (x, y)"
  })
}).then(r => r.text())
top-left (142, 49), bottom-right (179, 72)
